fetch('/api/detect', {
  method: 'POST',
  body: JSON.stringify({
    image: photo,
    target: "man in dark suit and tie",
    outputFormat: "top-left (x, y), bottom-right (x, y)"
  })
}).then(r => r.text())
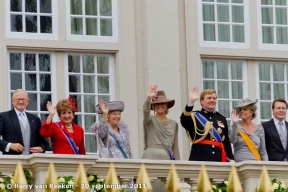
top-left (262, 98), bottom-right (288, 161)
top-left (0, 89), bottom-right (47, 155)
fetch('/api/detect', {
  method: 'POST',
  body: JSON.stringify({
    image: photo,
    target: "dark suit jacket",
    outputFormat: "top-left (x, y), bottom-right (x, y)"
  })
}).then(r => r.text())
top-left (262, 119), bottom-right (288, 161)
top-left (0, 109), bottom-right (47, 155)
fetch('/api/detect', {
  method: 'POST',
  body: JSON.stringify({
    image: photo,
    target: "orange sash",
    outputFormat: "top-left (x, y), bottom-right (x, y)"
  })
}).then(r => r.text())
top-left (238, 130), bottom-right (261, 161)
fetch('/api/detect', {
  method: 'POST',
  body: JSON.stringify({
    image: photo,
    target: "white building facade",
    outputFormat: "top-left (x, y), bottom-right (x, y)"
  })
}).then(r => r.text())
top-left (0, 0), bottom-right (288, 160)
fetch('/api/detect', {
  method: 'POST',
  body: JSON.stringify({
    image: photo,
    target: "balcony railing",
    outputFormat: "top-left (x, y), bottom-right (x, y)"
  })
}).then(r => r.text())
top-left (0, 154), bottom-right (287, 192)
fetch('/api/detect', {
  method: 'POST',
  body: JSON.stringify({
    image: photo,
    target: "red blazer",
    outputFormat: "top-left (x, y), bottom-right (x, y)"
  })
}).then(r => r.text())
top-left (40, 120), bottom-right (86, 155)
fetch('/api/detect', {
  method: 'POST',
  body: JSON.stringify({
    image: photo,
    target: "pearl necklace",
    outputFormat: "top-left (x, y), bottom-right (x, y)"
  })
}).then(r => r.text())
top-left (66, 125), bottom-right (73, 129)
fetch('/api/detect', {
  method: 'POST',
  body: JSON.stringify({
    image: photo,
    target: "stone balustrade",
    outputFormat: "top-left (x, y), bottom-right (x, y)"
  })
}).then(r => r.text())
top-left (0, 154), bottom-right (287, 192)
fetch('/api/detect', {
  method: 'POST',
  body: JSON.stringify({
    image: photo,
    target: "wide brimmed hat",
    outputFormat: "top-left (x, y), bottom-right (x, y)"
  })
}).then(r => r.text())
top-left (150, 90), bottom-right (175, 110)
top-left (234, 98), bottom-right (258, 112)
top-left (95, 101), bottom-right (124, 114)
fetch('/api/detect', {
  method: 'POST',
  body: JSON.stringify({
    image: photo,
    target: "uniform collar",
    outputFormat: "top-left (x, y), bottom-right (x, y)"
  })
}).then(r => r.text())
top-left (201, 108), bottom-right (216, 114)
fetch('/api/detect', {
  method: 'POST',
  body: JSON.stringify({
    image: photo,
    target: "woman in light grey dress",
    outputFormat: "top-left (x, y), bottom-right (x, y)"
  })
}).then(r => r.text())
top-left (229, 98), bottom-right (268, 162)
top-left (91, 100), bottom-right (133, 159)
top-left (142, 85), bottom-right (180, 160)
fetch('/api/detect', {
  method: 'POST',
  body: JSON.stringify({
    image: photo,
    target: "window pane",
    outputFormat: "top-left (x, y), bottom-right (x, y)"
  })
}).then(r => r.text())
top-left (273, 64), bottom-right (285, 81)
top-left (85, 134), bottom-right (97, 153)
top-left (232, 25), bottom-right (245, 42)
top-left (84, 95), bottom-right (95, 113)
top-left (98, 95), bottom-right (110, 102)
top-left (231, 62), bottom-right (242, 80)
top-left (11, 0), bottom-right (22, 12)
top-left (260, 102), bottom-right (272, 119)
top-left (276, 0), bottom-right (287, 5)
top-left (232, 101), bottom-right (240, 108)
top-left (40, 94), bottom-right (51, 111)
top-left (26, 16), bottom-right (37, 33)
top-left (40, 74), bottom-right (51, 91)
top-left (10, 53), bottom-right (22, 70)
top-left (86, 18), bottom-right (97, 35)
top-left (83, 56), bottom-right (94, 73)
top-left (68, 55), bottom-right (81, 73)
top-left (41, 114), bottom-right (49, 123)
top-left (71, 18), bottom-right (83, 35)
top-left (261, 0), bottom-right (273, 5)
top-left (274, 84), bottom-right (285, 99)
top-left (71, 0), bottom-right (83, 15)
top-left (276, 27), bottom-right (288, 44)
top-left (98, 76), bottom-right (109, 93)
top-left (97, 57), bottom-right (109, 74)
top-left (83, 76), bottom-right (95, 93)
top-left (260, 83), bottom-right (271, 100)
top-left (218, 101), bottom-right (229, 117)
top-left (100, 19), bottom-right (112, 36)
top-left (100, 0), bottom-right (112, 16)
top-left (217, 0), bottom-right (228, 2)
top-left (27, 93), bottom-right (37, 110)
top-left (217, 5), bottom-right (229, 22)
top-left (25, 74), bottom-right (37, 91)
top-left (86, 0), bottom-right (97, 15)
top-left (217, 81), bottom-right (229, 98)
top-left (10, 73), bottom-right (22, 89)
top-left (203, 0), bottom-right (214, 1)
top-left (232, 82), bottom-right (243, 99)
top-left (203, 61), bottom-right (214, 79)
top-left (25, 54), bottom-right (36, 71)
top-left (262, 27), bottom-right (274, 44)
top-left (69, 75), bottom-right (81, 92)
top-left (218, 24), bottom-right (230, 42)
top-left (11, 15), bottom-right (23, 32)
top-left (70, 95), bottom-right (82, 112)
top-left (276, 8), bottom-right (287, 25)
top-left (73, 114), bottom-right (82, 126)
top-left (40, 0), bottom-right (52, 13)
top-left (40, 16), bottom-right (52, 33)
top-left (84, 115), bottom-right (96, 133)
top-left (203, 24), bottom-right (215, 41)
top-left (25, 0), bottom-right (37, 12)
top-left (203, 81), bottom-right (215, 89)
top-left (232, 0), bottom-right (243, 3)
top-left (259, 63), bottom-right (270, 81)
top-left (217, 61), bottom-right (229, 79)
top-left (39, 54), bottom-right (50, 71)
top-left (203, 5), bottom-right (215, 21)
top-left (262, 8), bottom-right (273, 24)
top-left (232, 6), bottom-right (244, 23)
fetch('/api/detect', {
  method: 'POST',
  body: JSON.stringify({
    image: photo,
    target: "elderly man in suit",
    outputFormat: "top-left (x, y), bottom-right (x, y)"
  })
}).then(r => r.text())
top-left (0, 89), bottom-right (47, 155)
top-left (262, 98), bottom-right (288, 161)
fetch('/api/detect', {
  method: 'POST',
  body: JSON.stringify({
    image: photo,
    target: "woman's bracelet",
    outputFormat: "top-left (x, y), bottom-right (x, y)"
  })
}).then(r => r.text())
top-left (47, 115), bottom-right (53, 120)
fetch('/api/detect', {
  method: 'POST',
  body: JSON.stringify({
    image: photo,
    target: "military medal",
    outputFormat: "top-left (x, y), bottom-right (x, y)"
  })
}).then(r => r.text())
top-left (221, 135), bottom-right (225, 141)
top-left (217, 128), bottom-right (222, 134)
top-left (217, 121), bottom-right (225, 128)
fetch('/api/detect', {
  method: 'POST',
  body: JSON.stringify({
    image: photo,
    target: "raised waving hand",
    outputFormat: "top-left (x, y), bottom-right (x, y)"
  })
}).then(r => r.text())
top-left (188, 87), bottom-right (199, 105)
top-left (146, 84), bottom-right (158, 100)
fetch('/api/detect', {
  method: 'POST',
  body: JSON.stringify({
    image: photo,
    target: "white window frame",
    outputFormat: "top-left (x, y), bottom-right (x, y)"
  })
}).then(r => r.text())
top-left (6, 0), bottom-right (58, 40)
top-left (198, 0), bottom-right (250, 49)
top-left (202, 59), bottom-right (248, 123)
top-left (8, 51), bottom-right (57, 120)
top-left (255, 62), bottom-right (288, 123)
top-left (66, 0), bottom-right (118, 42)
top-left (64, 53), bottom-right (115, 154)
top-left (257, 0), bottom-right (288, 50)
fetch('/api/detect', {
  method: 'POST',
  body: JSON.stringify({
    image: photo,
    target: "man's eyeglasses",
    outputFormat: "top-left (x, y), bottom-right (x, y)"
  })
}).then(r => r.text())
top-left (13, 98), bottom-right (29, 102)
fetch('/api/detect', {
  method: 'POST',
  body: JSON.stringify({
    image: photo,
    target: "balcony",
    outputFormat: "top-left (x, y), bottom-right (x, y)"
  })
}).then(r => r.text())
top-left (0, 154), bottom-right (287, 192)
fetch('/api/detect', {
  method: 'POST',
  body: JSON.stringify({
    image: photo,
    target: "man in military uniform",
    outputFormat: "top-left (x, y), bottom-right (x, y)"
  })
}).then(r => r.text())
top-left (180, 87), bottom-right (234, 162)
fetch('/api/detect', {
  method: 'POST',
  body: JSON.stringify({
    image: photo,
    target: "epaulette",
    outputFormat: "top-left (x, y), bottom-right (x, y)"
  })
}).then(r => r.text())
top-left (192, 110), bottom-right (200, 112)
top-left (215, 111), bottom-right (226, 118)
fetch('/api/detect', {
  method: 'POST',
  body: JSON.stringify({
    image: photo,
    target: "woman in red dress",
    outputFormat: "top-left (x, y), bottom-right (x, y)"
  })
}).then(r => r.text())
top-left (40, 98), bottom-right (86, 154)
